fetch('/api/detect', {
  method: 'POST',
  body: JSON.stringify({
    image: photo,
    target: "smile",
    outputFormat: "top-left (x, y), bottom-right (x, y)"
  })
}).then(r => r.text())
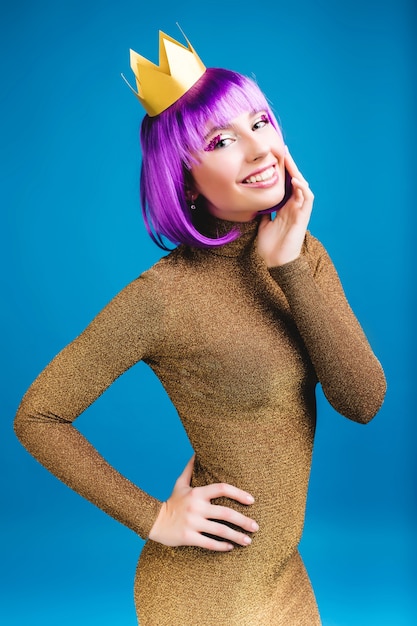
top-left (242, 165), bottom-right (277, 185)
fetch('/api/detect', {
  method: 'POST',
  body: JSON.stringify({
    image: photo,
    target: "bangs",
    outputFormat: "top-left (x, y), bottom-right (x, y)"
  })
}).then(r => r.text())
top-left (164, 68), bottom-right (277, 167)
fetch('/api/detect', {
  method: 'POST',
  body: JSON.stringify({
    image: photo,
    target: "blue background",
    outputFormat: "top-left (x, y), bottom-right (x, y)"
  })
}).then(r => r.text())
top-left (1, 1), bottom-right (415, 624)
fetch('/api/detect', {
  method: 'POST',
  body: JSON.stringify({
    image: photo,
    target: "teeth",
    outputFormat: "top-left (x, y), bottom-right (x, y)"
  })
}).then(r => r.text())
top-left (244, 166), bottom-right (275, 184)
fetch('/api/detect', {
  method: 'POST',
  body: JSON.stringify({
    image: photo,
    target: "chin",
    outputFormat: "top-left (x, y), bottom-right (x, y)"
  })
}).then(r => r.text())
top-left (257, 195), bottom-right (287, 215)
top-left (258, 207), bottom-right (278, 216)
top-left (258, 177), bottom-right (291, 215)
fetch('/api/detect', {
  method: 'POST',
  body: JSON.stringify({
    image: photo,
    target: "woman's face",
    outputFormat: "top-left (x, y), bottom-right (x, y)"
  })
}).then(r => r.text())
top-left (190, 110), bottom-right (286, 222)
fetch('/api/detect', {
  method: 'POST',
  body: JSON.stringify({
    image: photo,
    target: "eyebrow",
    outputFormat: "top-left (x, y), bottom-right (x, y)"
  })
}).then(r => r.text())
top-left (203, 110), bottom-right (262, 142)
top-left (203, 124), bottom-right (232, 143)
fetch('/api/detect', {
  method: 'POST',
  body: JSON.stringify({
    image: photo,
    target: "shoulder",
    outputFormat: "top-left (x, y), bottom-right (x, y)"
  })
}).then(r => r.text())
top-left (301, 231), bottom-right (333, 276)
top-left (83, 251), bottom-right (186, 348)
top-left (117, 245), bottom-right (196, 306)
top-left (136, 245), bottom-right (195, 285)
top-left (302, 231), bottom-right (328, 257)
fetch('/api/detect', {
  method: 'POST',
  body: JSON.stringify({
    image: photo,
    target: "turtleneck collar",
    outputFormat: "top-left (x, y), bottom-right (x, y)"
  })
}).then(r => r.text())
top-left (192, 212), bottom-right (261, 258)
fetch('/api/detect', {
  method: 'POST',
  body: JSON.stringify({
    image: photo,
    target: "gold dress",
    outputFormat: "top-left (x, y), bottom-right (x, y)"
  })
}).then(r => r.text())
top-left (15, 219), bottom-right (386, 625)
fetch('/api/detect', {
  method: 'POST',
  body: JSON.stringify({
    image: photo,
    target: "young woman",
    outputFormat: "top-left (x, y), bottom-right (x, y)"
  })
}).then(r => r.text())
top-left (14, 31), bottom-right (386, 625)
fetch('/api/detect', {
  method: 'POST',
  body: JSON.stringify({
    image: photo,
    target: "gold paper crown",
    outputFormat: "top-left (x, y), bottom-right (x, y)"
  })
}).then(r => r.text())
top-left (127, 29), bottom-right (206, 117)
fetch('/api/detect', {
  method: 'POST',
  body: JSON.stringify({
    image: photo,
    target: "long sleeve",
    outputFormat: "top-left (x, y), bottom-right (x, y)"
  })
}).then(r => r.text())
top-left (267, 233), bottom-right (386, 423)
top-left (14, 270), bottom-right (166, 538)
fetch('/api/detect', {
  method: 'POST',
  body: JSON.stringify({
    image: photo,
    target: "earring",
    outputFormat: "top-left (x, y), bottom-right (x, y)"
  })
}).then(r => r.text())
top-left (187, 190), bottom-right (198, 210)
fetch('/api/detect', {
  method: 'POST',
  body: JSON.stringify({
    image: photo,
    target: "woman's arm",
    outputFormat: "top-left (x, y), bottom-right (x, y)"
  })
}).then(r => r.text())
top-left (257, 149), bottom-right (386, 423)
top-left (269, 235), bottom-right (386, 423)
top-left (14, 276), bottom-right (164, 538)
top-left (14, 270), bottom-right (259, 547)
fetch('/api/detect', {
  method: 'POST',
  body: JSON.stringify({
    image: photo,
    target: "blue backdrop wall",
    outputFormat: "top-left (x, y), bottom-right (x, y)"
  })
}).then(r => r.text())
top-left (1, 1), bottom-right (415, 624)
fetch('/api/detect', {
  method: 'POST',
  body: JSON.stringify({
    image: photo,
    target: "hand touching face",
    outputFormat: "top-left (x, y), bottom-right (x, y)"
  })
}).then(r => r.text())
top-left (257, 148), bottom-right (314, 267)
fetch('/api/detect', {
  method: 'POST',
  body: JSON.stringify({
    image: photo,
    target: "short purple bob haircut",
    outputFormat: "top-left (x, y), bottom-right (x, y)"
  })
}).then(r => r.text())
top-left (140, 67), bottom-right (282, 250)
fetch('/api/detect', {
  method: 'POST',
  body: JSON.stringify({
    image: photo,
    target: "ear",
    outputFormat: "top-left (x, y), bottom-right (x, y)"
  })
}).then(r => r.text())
top-left (185, 189), bottom-right (199, 203)
top-left (184, 166), bottom-right (200, 202)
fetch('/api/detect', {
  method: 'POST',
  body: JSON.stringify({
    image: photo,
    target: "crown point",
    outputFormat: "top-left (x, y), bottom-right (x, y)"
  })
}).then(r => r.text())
top-left (128, 29), bottom-right (206, 116)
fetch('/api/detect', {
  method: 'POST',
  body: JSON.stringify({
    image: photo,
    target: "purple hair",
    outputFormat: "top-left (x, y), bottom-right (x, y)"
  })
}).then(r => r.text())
top-left (140, 68), bottom-right (282, 250)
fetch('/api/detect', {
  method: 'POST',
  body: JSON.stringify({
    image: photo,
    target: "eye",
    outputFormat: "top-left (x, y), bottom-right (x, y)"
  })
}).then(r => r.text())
top-left (204, 134), bottom-right (235, 152)
top-left (252, 114), bottom-right (270, 130)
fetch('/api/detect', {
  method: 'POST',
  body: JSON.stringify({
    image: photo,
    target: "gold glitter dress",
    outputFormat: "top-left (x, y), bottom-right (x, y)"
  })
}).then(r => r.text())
top-left (15, 219), bottom-right (386, 625)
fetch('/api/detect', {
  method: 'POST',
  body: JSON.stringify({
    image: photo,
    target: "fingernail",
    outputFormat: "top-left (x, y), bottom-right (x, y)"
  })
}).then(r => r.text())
top-left (251, 521), bottom-right (259, 531)
top-left (243, 536), bottom-right (252, 545)
top-left (246, 494), bottom-right (255, 504)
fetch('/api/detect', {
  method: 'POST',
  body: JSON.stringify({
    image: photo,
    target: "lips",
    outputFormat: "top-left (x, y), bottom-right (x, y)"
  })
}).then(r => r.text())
top-left (242, 165), bottom-right (276, 184)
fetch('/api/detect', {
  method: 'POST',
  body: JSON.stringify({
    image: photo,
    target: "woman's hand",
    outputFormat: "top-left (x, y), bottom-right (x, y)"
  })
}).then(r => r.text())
top-left (257, 148), bottom-right (314, 268)
top-left (148, 455), bottom-right (259, 551)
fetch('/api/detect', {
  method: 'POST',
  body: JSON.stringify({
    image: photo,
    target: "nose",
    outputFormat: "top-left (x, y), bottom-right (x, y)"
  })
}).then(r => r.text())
top-left (244, 131), bottom-right (269, 162)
